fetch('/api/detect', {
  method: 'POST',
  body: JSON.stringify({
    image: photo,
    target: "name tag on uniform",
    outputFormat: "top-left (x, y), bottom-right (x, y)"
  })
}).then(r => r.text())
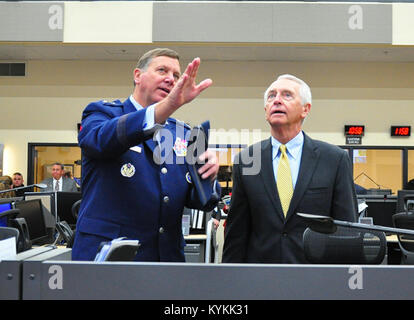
top-left (130, 146), bottom-right (142, 153)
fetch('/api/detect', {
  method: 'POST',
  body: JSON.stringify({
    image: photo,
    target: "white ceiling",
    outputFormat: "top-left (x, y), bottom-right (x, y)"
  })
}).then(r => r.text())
top-left (1, 43), bottom-right (414, 62)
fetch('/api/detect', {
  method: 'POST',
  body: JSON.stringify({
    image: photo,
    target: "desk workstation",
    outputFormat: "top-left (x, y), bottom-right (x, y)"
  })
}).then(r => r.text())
top-left (3, 191), bottom-right (414, 300)
top-left (2, 216), bottom-right (414, 301)
top-left (355, 191), bottom-right (414, 264)
top-left (2, 252), bottom-right (414, 300)
top-left (1, 224), bottom-right (414, 300)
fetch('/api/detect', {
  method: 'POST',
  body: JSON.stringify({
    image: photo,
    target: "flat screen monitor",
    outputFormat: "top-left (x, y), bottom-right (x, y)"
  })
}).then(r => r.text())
top-left (24, 192), bottom-right (56, 229)
top-left (56, 192), bottom-right (81, 227)
top-left (0, 202), bottom-right (12, 227)
top-left (357, 195), bottom-right (397, 228)
top-left (13, 199), bottom-right (48, 243)
top-left (396, 190), bottom-right (414, 213)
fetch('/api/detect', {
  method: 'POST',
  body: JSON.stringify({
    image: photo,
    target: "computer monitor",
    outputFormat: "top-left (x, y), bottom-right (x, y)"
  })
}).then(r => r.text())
top-left (357, 195), bottom-right (397, 228)
top-left (55, 192), bottom-right (81, 227)
top-left (396, 190), bottom-right (414, 213)
top-left (0, 202), bottom-right (12, 227)
top-left (24, 192), bottom-right (56, 229)
top-left (13, 199), bottom-right (48, 244)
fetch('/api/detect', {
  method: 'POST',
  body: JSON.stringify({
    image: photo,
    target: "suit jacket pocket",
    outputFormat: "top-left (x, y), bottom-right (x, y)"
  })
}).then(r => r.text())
top-left (298, 187), bottom-right (330, 215)
top-left (306, 187), bottom-right (328, 194)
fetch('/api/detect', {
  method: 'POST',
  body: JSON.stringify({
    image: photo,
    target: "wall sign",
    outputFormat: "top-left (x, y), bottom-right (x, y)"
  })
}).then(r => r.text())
top-left (346, 136), bottom-right (362, 145)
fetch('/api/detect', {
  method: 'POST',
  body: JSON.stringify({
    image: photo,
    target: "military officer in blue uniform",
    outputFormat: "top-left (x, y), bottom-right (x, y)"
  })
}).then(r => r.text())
top-left (71, 48), bottom-right (220, 261)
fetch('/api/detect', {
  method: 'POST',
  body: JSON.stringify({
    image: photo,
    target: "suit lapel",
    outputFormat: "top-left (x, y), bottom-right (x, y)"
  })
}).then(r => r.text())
top-left (259, 138), bottom-right (284, 217)
top-left (285, 133), bottom-right (320, 220)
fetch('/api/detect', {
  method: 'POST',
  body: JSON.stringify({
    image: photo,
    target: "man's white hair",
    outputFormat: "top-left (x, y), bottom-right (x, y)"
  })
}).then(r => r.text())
top-left (263, 74), bottom-right (312, 106)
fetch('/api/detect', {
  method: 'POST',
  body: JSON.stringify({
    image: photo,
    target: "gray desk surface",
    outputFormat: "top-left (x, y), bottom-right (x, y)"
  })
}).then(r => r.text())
top-left (4, 246), bottom-right (414, 300)
top-left (21, 259), bottom-right (414, 300)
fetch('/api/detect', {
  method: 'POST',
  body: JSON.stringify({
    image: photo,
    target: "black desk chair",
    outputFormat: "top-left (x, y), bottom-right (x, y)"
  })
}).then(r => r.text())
top-left (61, 199), bottom-right (81, 248)
top-left (392, 212), bottom-right (414, 264)
top-left (303, 226), bottom-right (386, 264)
top-left (71, 199), bottom-right (81, 221)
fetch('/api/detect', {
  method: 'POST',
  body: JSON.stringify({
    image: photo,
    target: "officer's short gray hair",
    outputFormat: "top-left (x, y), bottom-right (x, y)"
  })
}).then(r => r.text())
top-left (136, 48), bottom-right (180, 71)
top-left (264, 74), bottom-right (312, 106)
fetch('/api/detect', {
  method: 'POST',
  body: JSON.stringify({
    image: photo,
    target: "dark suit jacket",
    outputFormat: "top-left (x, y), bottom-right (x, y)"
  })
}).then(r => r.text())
top-left (222, 132), bottom-right (358, 264)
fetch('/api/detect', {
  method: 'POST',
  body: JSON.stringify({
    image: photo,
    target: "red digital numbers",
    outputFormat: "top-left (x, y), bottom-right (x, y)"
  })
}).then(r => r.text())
top-left (348, 126), bottom-right (363, 135)
top-left (391, 126), bottom-right (411, 137)
top-left (345, 125), bottom-right (364, 136)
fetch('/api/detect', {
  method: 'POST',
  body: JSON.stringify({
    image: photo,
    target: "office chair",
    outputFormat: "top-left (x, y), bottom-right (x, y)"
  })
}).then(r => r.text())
top-left (55, 220), bottom-right (75, 248)
top-left (303, 226), bottom-right (386, 264)
top-left (71, 199), bottom-right (81, 221)
top-left (392, 212), bottom-right (414, 264)
top-left (0, 227), bottom-right (20, 251)
top-left (60, 199), bottom-right (81, 248)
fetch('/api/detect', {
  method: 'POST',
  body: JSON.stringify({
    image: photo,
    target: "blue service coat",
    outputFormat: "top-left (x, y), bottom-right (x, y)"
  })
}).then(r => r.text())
top-left (71, 98), bottom-right (219, 261)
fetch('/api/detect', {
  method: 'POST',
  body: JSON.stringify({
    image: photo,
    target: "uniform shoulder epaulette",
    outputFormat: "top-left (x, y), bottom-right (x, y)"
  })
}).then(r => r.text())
top-left (101, 99), bottom-right (123, 107)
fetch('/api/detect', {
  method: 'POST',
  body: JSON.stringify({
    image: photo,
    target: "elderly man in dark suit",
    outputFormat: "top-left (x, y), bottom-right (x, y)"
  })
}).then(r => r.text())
top-left (222, 74), bottom-right (358, 264)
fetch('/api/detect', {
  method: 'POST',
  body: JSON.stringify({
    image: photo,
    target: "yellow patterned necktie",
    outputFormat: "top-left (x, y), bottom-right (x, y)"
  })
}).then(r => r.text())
top-left (277, 145), bottom-right (293, 217)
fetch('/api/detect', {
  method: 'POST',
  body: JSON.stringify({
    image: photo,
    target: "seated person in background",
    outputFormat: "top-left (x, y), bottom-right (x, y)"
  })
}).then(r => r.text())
top-left (64, 170), bottom-right (80, 191)
top-left (40, 162), bottom-right (78, 192)
top-left (0, 175), bottom-right (16, 198)
top-left (12, 172), bottom-right (32, 196)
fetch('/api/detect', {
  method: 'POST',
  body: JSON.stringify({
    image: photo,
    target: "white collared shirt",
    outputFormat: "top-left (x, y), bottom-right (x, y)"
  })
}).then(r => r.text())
top-left (271, 131), bottom-right (304, 189)
top-left (129, 95), bottom-right (169, 143)
top-left (129, 95), bottom-right (161, 130)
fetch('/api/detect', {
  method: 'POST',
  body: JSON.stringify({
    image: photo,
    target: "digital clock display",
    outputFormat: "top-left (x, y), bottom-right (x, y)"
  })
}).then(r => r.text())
top-left (391, 126), bottom-right (411, 137)
top-left (345, 125), bottom-right (364, 136)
